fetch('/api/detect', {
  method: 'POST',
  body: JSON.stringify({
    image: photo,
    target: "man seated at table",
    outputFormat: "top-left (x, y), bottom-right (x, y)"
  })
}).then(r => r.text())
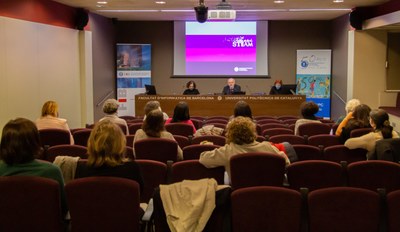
top-left (222, 78), bottom-right (242, 95)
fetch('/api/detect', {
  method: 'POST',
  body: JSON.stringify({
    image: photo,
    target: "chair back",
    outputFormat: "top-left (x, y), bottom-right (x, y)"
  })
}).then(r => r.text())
top-left (256, 119), bottom-right (282, 125)
top-left (119, 115), bottom-right (136, 122)
top-left (46, 144), bottom-right (88, 162)
top-left (268, 134), bottom-right (306, 145)
top-left (307, 134), bottom-right (341, 149)
top-left (65, 177), bottom-right (140, 232)
top-left (292, 144), bottom-right (323, 161)
top-left (171, 160), bottom-right (225, 184)
top-left (173, 135), bottom-right (191, 148)
top-left (204, 119), bottom-right (228, 124)
top-left (128, 123), bottom-right (143, 135)
top-left (124, 146), bottom-right (135, 160)
top-left (126, 135), bottom-right (135, 148)
top-left (282, 118), bottom-right (299, 125)
top-left (350, 127), bottom-right (373, 138)
top-left (39, 128), bottom-right (70, 147)
top-left (387, 190), bottom-right (400, 232)
top-left (134, 138), bottom-right (178, 162)
top-left (287, 160), bottom-right (345, 191)
top-left (136, 160), bottom-right (168, 203)
top-left (191, 135), bottom-right (226, 146)
top-left (183, 144), bottom-right (220, 160)
top-left (323, 145), bottom-right (367, 164)
top-left (190, 118), bottom-right (203, 129)
top-left (259, 123), bottom-right (289, 131)
top-left (374, 138), bottom-right (400, 162)
top-left (298, 123), bottom-right (331, 136)
top-left (276, 115), bottom-right (299, 121)
top-left (347, 160), bottom-right (400, 192)
top-left (231, 186), bottom-right (302, 232)
top-left (206, 116), bottom-right (229, 121)
top-left (230, 152), bottom-right (286, 190)
top-left (0, 176), bottom-right (63, 232)
top-left (165, 123), bottom-right (194, 137)
top-left (254, 115), bottom-right (276, 120)
top-left (72, 128), bottom-right (91, 147)
top-left (308, 187), bottom-right (380, 232)
top-left (262, 128), bottom-right (293, 138)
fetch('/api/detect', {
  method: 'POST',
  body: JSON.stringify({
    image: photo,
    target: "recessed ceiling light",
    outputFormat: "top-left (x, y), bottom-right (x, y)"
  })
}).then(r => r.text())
top-left (274, 0), bottom-right (285, 3)
top-left (155, 1), bottom-right (166, 4)
top-left (333, 0), bottom-right (344, 2)
top-left (97, 1), bottom-right (108, 4)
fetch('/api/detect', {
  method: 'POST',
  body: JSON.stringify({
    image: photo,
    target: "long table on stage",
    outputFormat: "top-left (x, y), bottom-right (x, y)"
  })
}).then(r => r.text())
top-left (135, 95), bottom-right (306, 117)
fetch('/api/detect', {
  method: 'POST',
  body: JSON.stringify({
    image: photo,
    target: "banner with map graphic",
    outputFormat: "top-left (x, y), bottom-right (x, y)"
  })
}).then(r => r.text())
top-left (116, 44), bottom-right (151, 116)
top-left (296, 50), bottom-right (331, 118)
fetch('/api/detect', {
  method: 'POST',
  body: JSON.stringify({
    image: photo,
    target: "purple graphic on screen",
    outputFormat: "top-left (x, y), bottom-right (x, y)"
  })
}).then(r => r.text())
top-left (186, 35), bottom-right (257, 75)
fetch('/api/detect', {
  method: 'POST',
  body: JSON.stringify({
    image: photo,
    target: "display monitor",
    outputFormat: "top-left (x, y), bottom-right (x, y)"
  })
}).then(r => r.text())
top-left (145, 85), bottom-right (157, 95)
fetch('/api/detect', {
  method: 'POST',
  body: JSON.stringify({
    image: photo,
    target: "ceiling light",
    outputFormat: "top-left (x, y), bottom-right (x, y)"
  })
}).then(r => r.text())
top-left (97, 1), bottom-right (108, 4)
top-left (333, 0), bottom-right (344, 2)
top-left (155, 1), bottom-right (166, 4)
top-left (274, 0), bottom-right (285, 3)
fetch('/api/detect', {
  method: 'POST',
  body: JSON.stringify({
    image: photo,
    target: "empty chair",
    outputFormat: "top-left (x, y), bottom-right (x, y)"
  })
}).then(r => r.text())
top-left (0, 176), bottom-right (63, 232)
top-left (171, 160), bottom-right (225, 184)
top-left (323, 145), bottom-right (367, 164)
top-left (124, 146), bottom-right (135, 160)
top-left (292, 144), bottom-right (323, 161)
top-left (254, 115), bottom-right (276, 120)
top-left (230, 152), bottom-right (286, 190)
top-left (287, 160), bottom-right (345, 191)
top-left (387, 189), bottom-right (400, 232)
top-left (119, 115), bottom-right (136, 122)
top-left (128, 123), bottom-right (143, 135)
top-left (259, 123), bottom-right (289, 132)
top-left (231, 186), bottom-right (302, 232)
top-left (308, 187), bottom-right (380, 232)
top-left (206, 116), bottom-right (229, 121)
top-left (347, 160), bottom-right (400, 192)
top-left (165, 123), bottom-right (195, 137)
top-left (268, 134), bottom-right (306, 145)
top-left (46, 144), bottom-right (88, 162)
top-left (191, 135), bottom-right (226, 146)
top-left (134, 138), bottom-right (179, 162)
top-left (204, 119), bottom-right (228, 124)
top-left (307, 134), bottom-right (341, 149)
top-left (350, 127), bottom-right (373, 138)
top-left (282, 118), bottom-right (298, 125)
top-left (136, 160), bottom-right (168, 203)
top-left (72, 128), bottom-right (91, 147)
top-left (256, 118), bottom-right (282, 125)
top-left (183, 144), bottom-right (220, 160)
top-left (126, 134), bottom-right (135, 148)
top-left (262, 128), bottom-right (294, 138)
top-left (277, 115), bottom-right (299, 121)
top-left (173, 135), bottom-right (191, 148)
top-left (191, 118), bottom-right (203, 129)
top-left (39, 128), bottom-right (71, 147)
top-left (65, 177), bottom-right (140, 232)
top-left (190, 116), bottom-right (206, 121)
top-left (297, 123), bottom-right (332, 136)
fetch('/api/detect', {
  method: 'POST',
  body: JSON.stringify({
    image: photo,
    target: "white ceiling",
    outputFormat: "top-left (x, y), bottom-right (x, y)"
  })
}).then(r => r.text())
top-left (52, 0), bottom-right (390, 21)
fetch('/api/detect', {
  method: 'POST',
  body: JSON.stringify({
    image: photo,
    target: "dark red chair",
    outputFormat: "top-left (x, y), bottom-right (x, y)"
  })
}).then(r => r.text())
top-left (65, 177), bottom-right (140, 232)
top-left (276, 115), bottom-right (299, 121)
top-left (203, 122), bottom-right (227, 130)
top-left (254, 115), bottom-right (276, 120)
top-left (126, 135), bottom-right (135, 148)
top-left (297, 123), bottom-right (332, 136)
top-left (182, 144), bottom-right (220, 160)
top-left (262, 128), bottom-right (294, 138)
top-left (72, 128), bottom-right (92, 147)
top-left (350, 127), bottom-right (373, 138)
top-left (256, 118), bottom-right (282, 125)
top-left (387, 189), bottom-right (400, 232)
top-left (323, 145), bottom-right (367, 164)
top-left (119, 115), bottom-right (136, 122)
top-left (191, 135), bottom-right (226, 146)
top-left (171, 160), bottom-right (225, 184)
top-left (46, 144), bottom-right (88, 162)
top-left (39, 128), bottom-right (71, 147)
top-left (206, 116), bottom-right (229, 121)
top-left (259, 123), bottom-right (289, 132)
top-left (282, 118), bottom-right (299, 125)
top-left (204, 119), bottom-right (228, 125)
top-left (128, 123), bottom-right (143, 135)
top-left (308, 187), bottom-right (380, 232)
top-left (231, 186), bottom-right (302, 232)
top-left (307, 134), bottom-right (341, 149)
top-left (124, 146), bottom-right (135, 160)
top-left (173, 135), bottom-right (191, 149)
top-left (165, 123), bottom-right (195, 137)
top-left (230, 152), bottom-right (286, 190)
top-left (191, 118), bottom-right (203, 129)
top-left (268, 134), bottom-right (306, 145)
top-left (287, 160), bottom-right (345, 191)
top-left (347, 160), bottom-right (400, 192)
top-left (134, 138), bottom-right (179, 163)
top-left (292, 144), bottom-right (323, 161)
top-left (0, 176), bottom-right (63, 232)
top-left (136, 160), bottom-right (168, 203)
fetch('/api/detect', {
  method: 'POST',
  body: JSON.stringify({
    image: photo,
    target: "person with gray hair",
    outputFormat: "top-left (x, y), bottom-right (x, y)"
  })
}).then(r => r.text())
top-left (143, 100), bottom-right (169, 121)
top-left (99, 99), bottom-right (129, 135)
top-left (335, 98), bottom-right (361, 136)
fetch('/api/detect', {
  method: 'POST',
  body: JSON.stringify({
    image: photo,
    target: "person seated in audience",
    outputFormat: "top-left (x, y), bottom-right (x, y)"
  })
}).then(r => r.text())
top-left (183, 80), bottom-right (200, 95)
top-left (0, 118), bottom-right (67, 216)
top-left (339, 104), bottom-right (372, 143)
top-left (336, 98), bottom-right (361, 124)
top-left (269, 80), bottom-right (285, 95)
top-left (294, 101), bottom-right (321, 135)
top-left (99, 98), bottom-right (129, 135)
top-left (233, 100), bottom-right (253, 119)
top-left (134, 110), bottom-right (183, 160)
top-left (36, 100), bottom-right (74, 144)
top-left (345, 109), bottom-right (399, 159)
top-left (143, 100), bottom-right (169, 121)
top-left (75, 119), bottom-right (144, 192)
top-left (199, 116), bottom-right (290, 180)
top-left (165, 101), bottom-right (196, 134)
top-left (222, 78), bottom-right (241, 95)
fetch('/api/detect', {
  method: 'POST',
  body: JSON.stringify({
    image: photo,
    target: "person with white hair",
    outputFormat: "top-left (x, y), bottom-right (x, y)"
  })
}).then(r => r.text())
top-left (222, 78), bottom-right (241, 95)
top-left (335, 98), bottom-right (361, 136)
top-left (99, 99), bottom-right (129, 135)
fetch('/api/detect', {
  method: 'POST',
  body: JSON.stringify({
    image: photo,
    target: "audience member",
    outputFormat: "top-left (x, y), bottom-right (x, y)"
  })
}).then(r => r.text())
top-left (339, 104), bottom-right (372, 143)
top-left (294, 101), bottom-right (321, 135)
top-left (222, 78), bottom-right (241, 95)
top-left (165, 101), bottom-right (196, 134)
top-left (75, 119), bottom-right (144, 192)
top-left (199, 116), bottom-right (289, 180)
top-left (336, 98), bottom-right (361, 124)
top-left (143, 100), bottom-right (169, 120)
top-left (233, 100), bottom-right (253, 119)
top-left (36, 100), bottom-right (74, 144)
top-left (269, 80), bottom-right (285, 95)
top-left (345, 109), bottom-right (399, 159)
top-left (183, 81), bottom-right (200, 95)
top-left (0, 118), bottom-right (67, 216)
top-left (99, 98), bottom-right (129, 135)
top-left (134, 110), bottom-right (183, 160)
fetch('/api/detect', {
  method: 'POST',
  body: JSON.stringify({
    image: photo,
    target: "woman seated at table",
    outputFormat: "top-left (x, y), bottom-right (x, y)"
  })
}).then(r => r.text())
top-left (183, 81), bottom-right (200, 95)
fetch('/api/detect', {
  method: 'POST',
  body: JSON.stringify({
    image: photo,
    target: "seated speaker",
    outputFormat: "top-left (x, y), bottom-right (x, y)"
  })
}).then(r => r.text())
top-left (194, 0), bottom-right (208, 23)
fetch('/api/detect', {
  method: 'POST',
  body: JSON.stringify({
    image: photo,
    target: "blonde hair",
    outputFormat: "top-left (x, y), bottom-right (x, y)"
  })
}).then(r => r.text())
top-left (87, 119), bottom-right (126, 167)
top-left (225, 116), bottom-right (257, 145)
top-left (41, 101), bottom-right (59, 117)
top-left (345, 99), bottom-right (361, 114)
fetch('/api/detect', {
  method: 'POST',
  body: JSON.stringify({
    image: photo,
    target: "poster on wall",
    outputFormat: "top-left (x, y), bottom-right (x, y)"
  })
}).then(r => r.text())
top-left (296, 49), bottom-right (331, 118)
top-left (116, 43), bottom-right (151, 116)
